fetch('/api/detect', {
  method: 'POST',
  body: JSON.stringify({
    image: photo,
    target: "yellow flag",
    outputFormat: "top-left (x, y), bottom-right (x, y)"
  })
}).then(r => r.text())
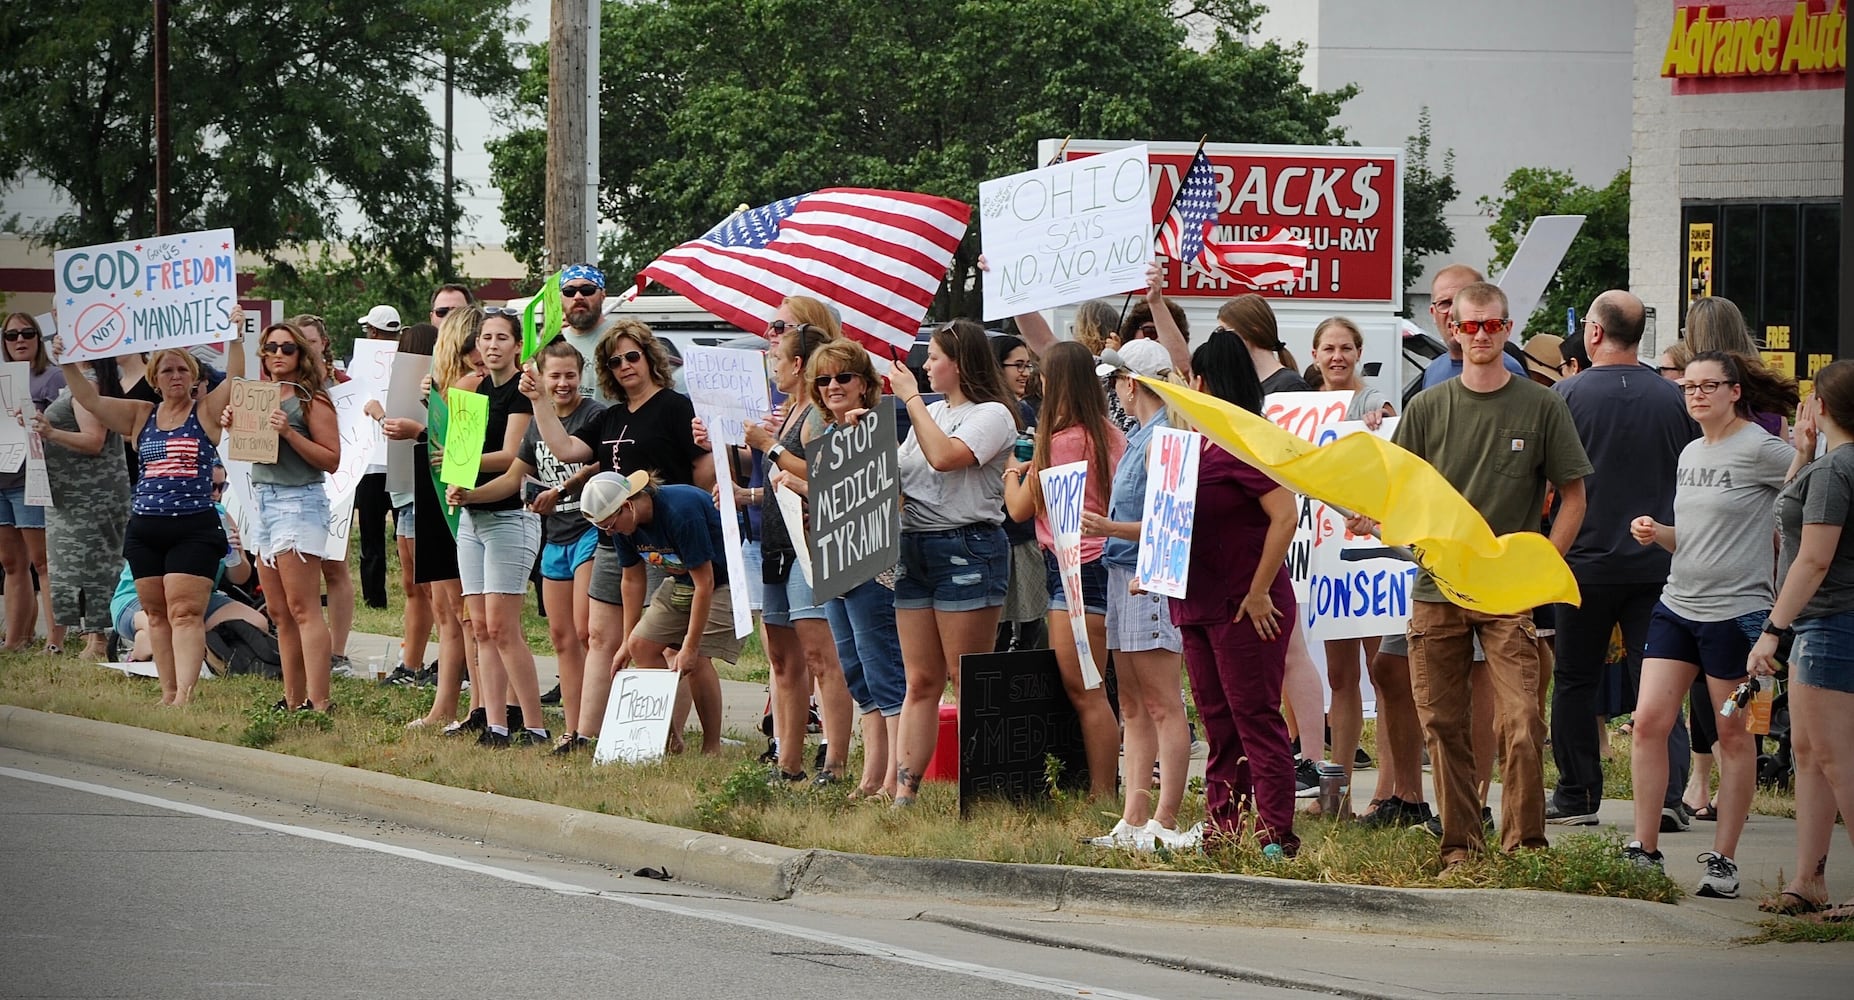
top-left (1136, 376), bottom-right (1579, 614)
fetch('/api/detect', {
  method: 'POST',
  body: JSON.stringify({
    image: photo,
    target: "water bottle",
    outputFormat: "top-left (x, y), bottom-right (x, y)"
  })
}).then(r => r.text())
top-left (1013, 432), bottom-right (1035, 462)
top-left (1315, 761), bottom-right (1348, 817)
top-left (215, 502), bottom-right (242, 568)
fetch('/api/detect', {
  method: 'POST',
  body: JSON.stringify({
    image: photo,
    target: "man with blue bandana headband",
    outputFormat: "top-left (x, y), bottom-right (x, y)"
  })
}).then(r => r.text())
top-left (555, 263), bottom-right (617, 402)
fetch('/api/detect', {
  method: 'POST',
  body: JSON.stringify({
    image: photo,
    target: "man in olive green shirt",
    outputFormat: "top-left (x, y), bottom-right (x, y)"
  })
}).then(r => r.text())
top-left (1390, 281), bottom-right (1592, 868)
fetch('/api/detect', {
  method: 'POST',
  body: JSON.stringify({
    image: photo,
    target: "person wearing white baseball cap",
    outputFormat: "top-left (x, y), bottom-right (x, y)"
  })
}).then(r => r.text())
top-left (358, 305), bottom-right (402, 337)
top-left (581, 469), bottom-right (737, 755)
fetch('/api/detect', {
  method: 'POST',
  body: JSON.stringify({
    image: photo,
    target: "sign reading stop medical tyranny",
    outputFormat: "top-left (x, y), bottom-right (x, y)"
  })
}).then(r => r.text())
top-left (54, 228), bottom-right (239, 362)
top-left (806, 406), bottom-right (900, 605)
top-left (1052, 141), bottom-right (1402, 305)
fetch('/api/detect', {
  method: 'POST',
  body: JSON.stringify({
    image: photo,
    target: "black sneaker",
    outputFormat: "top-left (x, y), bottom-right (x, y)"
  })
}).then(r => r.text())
top-left (814, 741), bottom-right (828, 773)
top-left (415, 663), bottom-right (438, 687)
top-left (1622, 841), bottom-right (1665, 872)
top-left (1545, 802), bottom-right (1600, 826)
top-left (511, 728), bottom-right (551, 748)
top-left (1361, 795), bottom-right (1428, 829)
top-left (329, 654), bottom-right (354, 677)
top-left (506, 705), bottom-right (525, 733)
top-left (1294, 758), bottom-right (1321, 799)
top-left (550, 733), bottom-right (591, 757)
top-left (1660, 805), bottom-right (1691, 833)
top-left (1414, 806), bottom-right (1493, 838)
top-left (1353, 746), bottom-right (1374, 769)
top-left (270, 698), bottom-right (290, 712)
top-left (477, 728), bottom-right (511, 748)
top-left (442, 707), bottom-right (488, 737)
top-left (382, 664), bottom-right (420, 686)
top-left (813, 769), bottom-right (841, 787)
top-left (540, 683), bottom-right (562, 706)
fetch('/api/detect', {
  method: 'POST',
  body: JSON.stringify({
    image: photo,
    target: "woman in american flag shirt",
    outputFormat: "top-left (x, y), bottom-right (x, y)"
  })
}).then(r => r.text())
top-left (56, 308), bottom-right (246, 706)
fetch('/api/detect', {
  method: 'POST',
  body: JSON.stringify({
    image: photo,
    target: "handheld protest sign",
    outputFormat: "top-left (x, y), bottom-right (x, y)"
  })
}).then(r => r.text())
top-left (316, 382), bottom-right (374, 560)
top-left (957, 649), bottom-right (1091, 815)
top-left (593, 669), bottom-right (681, 764)
top-left (1038, 460), bottom-right (1100, 688)
top-left (979, 146), bottom-right (1151, 319)
top-left (1135, 427), bottom-right (1202, 598)
top-left (438, 387), bottom-right (488, 488)
top-left (425, 387), bottom-right (460, 538)
top-left (1304, 417), bottom-right (1417, 642)
top-left (384, 353), bottom-right (428, 494)
top-left (0, 362), bottom-right (30, 473)
top-left (683, 344), bottom-right (773, 637)
top-left (54, 228), bottom-right (239, 362)
top-left (774, 484), bottom-right (812, 587)
top-left (347, 339), bottom-right (396, 468)
top-left (805, 406), bottom-right (900, 605)
top-left (224, 378), bottom-right (281, 463)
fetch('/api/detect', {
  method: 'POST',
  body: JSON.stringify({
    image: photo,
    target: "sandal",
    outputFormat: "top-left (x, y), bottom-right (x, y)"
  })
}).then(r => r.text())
top-left (1815, 902), bottom-right (1854, 924)
top-left (1687, 802), bottom-right (1718, 821)
top-left (1759, 891), bottom-right (1827, 916)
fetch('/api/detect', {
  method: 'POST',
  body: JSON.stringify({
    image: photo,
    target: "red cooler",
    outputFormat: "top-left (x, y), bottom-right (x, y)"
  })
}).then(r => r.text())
top-left (922, 703), bottom-right (959, 782)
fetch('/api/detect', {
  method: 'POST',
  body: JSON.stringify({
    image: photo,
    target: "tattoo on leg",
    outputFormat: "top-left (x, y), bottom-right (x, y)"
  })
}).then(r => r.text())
top-left (1816, 855), bottom-right (1828, 878)
top-left (896, 765), bottom-right (920, 795)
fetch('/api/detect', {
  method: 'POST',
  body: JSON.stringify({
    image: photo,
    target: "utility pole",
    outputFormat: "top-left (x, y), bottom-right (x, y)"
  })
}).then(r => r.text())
top-left (443, 50), bottom-right (455, 278)
top-left (545, 0), bottom-right (591, 271)
top-left (153, 0), bottom-right (172, 235)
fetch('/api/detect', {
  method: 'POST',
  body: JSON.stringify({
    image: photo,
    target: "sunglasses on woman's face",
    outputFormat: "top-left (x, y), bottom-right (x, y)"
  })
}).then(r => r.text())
top-left (262, 342), bottom-right (300, 356)
top-left (3, 330), bottom-right (39, 342)
top-left (605, 350), bottom-right (645, 369)
top-left (813, 372), bottom-right (859, 389)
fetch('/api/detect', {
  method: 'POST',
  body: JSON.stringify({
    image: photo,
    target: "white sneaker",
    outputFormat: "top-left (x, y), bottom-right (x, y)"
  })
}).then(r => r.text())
top-left (1087, 820), bottom-right (1156, 850)
top-left (1696, 851), bottom-right (1740, 898)
top-left (1161, 822), bottom-right (1206, 850)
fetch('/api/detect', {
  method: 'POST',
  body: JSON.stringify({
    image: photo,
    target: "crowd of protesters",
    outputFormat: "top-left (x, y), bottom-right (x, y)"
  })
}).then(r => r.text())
top-left (7, 257), bottom-right (1851, 916)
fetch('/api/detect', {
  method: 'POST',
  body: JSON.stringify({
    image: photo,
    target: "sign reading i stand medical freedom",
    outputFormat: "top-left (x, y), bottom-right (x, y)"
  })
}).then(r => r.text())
top-left (1136, 427), bottom-right (1202, 598)
top-left (53, 228), bottom-right (239, 362)
top-left (1304, 418), bottom-right (1417, 641)
top-left (224, 379), bottom-right (280, 464)
top-left (1039, 460), bottom-right (1101, 688)
top-left (1047, 141), bottom-right (1402, 304)
top-left (979, 145), bottom-right (1152, 319)
top-left (593, 669), bottom-right (682, 765)
top-left (806, 405), bottom-right (900, 605)
top-left (682, 345), bottom-right (770, 638)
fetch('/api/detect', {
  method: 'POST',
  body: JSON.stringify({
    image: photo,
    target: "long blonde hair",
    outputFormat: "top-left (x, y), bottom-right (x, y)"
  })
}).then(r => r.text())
top-left (431, 305), bottom-right (483, 393)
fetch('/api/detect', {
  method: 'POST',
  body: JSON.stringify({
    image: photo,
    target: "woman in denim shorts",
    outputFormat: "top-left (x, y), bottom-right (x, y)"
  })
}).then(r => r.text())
top-left (884, 320), bottom-right (1019, 804)
top-left (241, 321), bottom-right (343, 712)
top-left (0, 312), bottom-right (65, 651)
top-left (1003, 341), bottom-right (1124, 802)
top-left (1751, 361), bottom-right (1854, 918)
top-left (1628, 351), bottom-right (1808, 897)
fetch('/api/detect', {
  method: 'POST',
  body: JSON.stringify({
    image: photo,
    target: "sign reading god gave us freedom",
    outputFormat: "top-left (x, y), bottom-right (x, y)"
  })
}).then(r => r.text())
top-left (979, 145), bottom-right (1152, 319)
top-left (54, 228), bottom-right (239, 362)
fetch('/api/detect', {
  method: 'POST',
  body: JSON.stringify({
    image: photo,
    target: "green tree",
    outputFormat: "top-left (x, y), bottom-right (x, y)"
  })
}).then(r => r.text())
top-left (1478, 166), bottom-right (1631, 336)
top-left (1401, 107), bottom-right (1458, 296)
top-left (0, 0), bottom-right (524, 273)
top-left (489, 0), bottom-right (1354, 318)
top-left (248, 247), bottom-right (469, 362)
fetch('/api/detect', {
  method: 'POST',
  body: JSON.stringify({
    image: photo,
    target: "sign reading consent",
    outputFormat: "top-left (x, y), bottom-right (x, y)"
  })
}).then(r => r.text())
top-left (54, 228), bottom-right (239, 361)
top-left (979, 145), bottom-right (1151, 319)
top-left (223, 379), bottom-right (280, 464)
top-left (806, 406), bottom-right (900, 605)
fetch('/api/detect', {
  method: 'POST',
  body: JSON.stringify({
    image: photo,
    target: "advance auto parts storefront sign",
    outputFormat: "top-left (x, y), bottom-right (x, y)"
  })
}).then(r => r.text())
top-left (1662, 0), bottom-right (1847, 91)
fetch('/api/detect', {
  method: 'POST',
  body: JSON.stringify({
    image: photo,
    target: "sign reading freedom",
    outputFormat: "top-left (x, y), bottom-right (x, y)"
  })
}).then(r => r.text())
top-left (54, 228), bottom-right (239, 362)
top-left (806, 406), bottom-right (900, 605)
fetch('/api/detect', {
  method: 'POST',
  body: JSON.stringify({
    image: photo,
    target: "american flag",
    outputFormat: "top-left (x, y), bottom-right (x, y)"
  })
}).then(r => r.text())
top-left (1154, 150), bottom-right (1308, 290)
top-left (636, 188), bottom-right (970, 358)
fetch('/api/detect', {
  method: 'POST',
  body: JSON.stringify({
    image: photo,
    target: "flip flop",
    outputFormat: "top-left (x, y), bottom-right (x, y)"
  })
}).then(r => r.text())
top-left (1759, 891), bottom-right (1827, 916)
top-left (1813, 902), bottom-right (1854, 923)
top-left (1687, 803), bottom-right (1718, 821)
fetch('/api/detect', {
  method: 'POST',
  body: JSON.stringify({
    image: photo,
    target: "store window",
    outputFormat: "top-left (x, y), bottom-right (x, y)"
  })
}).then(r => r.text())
top-left (1681, 201), bottom-right (1841, 384)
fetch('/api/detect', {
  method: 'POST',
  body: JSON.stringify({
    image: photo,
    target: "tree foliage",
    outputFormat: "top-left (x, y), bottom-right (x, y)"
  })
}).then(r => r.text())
top-left (1479, 166), bottom-right (1631, 336)
top-left (0, 0), bottom-right (525, 273)
top-left (1401, 106), bottom-right (1458, 294)
top-left (489, 0), bottom-right (1354, 318)
top-left (248, 248), bottom-right (468, 363)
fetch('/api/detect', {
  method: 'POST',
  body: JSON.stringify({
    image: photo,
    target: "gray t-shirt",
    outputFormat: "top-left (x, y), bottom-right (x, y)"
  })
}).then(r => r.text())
top-left (1343, 385), bottom-right (1390, 422)
top-left (1775, 444), bottom-right (1854, 621)
top-left (517, 397), bottom-right (606, 545)
top-left (898, 398), bottom-right (1015, 531)
top-left (1661, 422), bottom-right (1796, 620)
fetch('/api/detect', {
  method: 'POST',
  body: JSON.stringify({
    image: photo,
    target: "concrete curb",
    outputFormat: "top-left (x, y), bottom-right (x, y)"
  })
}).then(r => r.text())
top-left (0, 706), bottom-right (1752, 945)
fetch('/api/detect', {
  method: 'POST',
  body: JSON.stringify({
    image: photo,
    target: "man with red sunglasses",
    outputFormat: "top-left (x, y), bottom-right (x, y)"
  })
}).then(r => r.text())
top-left (1375, 280), bottom-right (1592, 870)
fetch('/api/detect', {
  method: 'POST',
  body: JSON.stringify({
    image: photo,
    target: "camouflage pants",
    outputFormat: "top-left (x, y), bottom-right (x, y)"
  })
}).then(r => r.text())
top-left (45, 491), bottom-right (130, 633)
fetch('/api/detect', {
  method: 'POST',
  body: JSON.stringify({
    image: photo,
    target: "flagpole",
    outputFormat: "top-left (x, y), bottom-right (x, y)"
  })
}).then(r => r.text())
top-left (1043, 134), bottom-right (1073, 167)
top-left (1126, 136), bottom-right (1209, 324)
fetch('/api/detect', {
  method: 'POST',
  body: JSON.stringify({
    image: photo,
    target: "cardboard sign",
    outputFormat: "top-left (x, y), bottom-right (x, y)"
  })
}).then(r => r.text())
top-left (53, 228), bottom-right (239, 361)
top-left (384, 353), bottom-right (428, 494)
top-left (223, 379), bottom-right (280, 463)
top-left (1038, 460), bottom-right (1100, 688)
top-left (347, 339), bottom-right (397, 468)
top-left (437, 387), bottom-right (488, 488)
top-left (1304, 418), bottom-right (1417, 641)
top-left (1049, 141), bottom-right (1401, 304)
top-left (957, 649), bottom-right (1091, 814)
top-left (593, 669), bottom-right (681, 764)
top-left (1135, 427), bottom-right (1202, 598)
top-left (682, 346), bottom-right (770, 640)
top-left (806, 406), bottom-right (900, 605)
top-left (979, 145), bottom-right (1151, 319)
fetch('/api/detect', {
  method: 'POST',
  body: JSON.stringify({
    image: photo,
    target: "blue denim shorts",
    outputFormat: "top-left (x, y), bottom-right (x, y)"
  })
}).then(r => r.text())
top-left (247, 482), bottom-right (330, 563)
top-left (1644, 601), bottom-right (1763, 681)
top-left (761, 553), bottom-right (828, 628)
top-left (1794, 612), bottom-right (1854, 695)
top-left (540, 529), bottom-right (597, 581)
top-left (1044, 550), bottom-right (1109, 616)
top-left (394, 502), bottom-right (415, 540)
top-left (895, 524), bottom-right (1008, 612)
top-left (0, 484), bottom-right (45, 529)
top-left (457, 508), bottom-right (542, 596)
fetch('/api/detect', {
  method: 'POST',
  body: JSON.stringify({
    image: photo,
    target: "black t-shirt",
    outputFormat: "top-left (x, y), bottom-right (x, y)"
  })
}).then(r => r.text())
top-left (1261, 368), bottom-right (1312, 394)
top-left (572, 388), bottom-right (707, 486)
top-left (1553, 364), bottom-right (1696, 583)
top-left (465, 370), bottom-right (534, 513)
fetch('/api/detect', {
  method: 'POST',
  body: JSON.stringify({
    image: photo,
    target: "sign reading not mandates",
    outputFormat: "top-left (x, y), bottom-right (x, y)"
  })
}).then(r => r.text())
top-left (805, 406), bottom-right (900, 605)
top-left (957, 649), bottom-right (1091, 815)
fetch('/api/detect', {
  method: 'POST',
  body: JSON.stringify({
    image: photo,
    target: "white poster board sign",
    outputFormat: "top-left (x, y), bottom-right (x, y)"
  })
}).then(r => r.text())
top-left (979, 145), bottom-right (1152, 319)
top-left (682, 345), bottom-right (770, 639)
top-left (774, 483), bottom-right (812, 588)
top-left (1495, 215), bottom-right (1585, 341)
top-left (384, 353), bottom-right (428, 495)
top-left (315, 382), bottom-right (373, 561)
top-left (593, 669), bottom-right (682, 764)
top-left (1263, 391), bottom-right (1354, 605)
top-left (1038, 460), bottom-right (1100, 688)
top-left (1135, 427), bottom-right (1201, 598)
top-left (0, 361), bottom-right (30, 474)
top-left (53, 228), bottom-right (239, 361)
top-left (1303, 418), bottom-right (1418, 641)
top-left (347, 339), bottom-right (397, 468)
